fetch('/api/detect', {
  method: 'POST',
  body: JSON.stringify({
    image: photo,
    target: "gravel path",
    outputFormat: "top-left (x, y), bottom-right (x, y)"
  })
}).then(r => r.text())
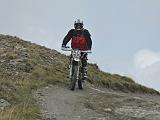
top-left (34, 82), bottom-right (160, 120)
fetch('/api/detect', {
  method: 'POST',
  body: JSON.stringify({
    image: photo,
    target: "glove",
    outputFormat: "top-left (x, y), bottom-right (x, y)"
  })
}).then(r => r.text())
top-left (62, 45), bottom-right (70, 48)
top-left (62, 45), bottom-right (66, 48)
top-left (61, 45), bottom-right (70, 51)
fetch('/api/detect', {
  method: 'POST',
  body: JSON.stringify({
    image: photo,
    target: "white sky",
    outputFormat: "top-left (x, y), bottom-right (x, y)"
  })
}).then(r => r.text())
top-left (0, 0), bottom-right (160, 90)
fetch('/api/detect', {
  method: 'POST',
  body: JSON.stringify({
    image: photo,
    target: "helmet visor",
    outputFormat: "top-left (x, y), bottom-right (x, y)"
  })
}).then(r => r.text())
top-left (74, 23), bottom-right (83, 29)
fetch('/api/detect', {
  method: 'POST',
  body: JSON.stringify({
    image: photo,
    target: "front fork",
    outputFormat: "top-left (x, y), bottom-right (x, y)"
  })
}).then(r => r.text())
top-left (69, 59), bottom-right (80, 80)
top-left (69, 60), bottom-right (72, 79)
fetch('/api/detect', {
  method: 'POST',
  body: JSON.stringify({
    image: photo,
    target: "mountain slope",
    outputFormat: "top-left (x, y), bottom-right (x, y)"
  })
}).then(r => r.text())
top-left (0, 34), bottom-right (159, 120)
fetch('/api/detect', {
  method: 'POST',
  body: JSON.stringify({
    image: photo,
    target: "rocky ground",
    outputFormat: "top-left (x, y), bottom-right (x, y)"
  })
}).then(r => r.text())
top-left (33, 82), bottom-right (160, 120)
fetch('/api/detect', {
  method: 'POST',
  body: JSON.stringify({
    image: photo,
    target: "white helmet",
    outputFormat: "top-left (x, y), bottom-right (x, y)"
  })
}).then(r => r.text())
top-left (74, 19), bottom-right (83, 30)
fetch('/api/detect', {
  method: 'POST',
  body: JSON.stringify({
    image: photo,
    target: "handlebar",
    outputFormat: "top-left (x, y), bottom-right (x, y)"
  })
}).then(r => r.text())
top-left (61, 47), bottom-right (92, 53)
top-left (61, 47), bottom-right (72, 51)
top-left (81, 50), bottom-right (92, 53)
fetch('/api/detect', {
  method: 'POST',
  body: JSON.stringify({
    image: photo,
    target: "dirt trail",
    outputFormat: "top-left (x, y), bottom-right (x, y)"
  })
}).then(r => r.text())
top-left (34, 82), bottom-right (160, 120)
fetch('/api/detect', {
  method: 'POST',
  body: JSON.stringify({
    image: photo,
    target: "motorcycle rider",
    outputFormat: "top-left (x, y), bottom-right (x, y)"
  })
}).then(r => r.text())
top-left (62, 19), bottom-right (92, 79)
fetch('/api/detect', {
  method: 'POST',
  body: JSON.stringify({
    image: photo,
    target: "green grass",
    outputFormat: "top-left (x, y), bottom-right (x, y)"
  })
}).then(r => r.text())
top-left (88, 64), bottom-right (159, 94)
top-left (0, 74), bottom-right (39, 120)
top-left (0, 65), bottom-right (69, 120)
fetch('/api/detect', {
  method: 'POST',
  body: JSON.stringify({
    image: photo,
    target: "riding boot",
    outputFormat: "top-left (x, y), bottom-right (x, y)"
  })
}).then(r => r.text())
top-left (81, 53), bottom-right (88, 80)
top-left (82, 66), bottom-right (87, 80)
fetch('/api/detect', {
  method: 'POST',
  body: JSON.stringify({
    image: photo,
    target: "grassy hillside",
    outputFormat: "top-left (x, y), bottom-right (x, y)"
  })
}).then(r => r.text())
top-left (88, 64), bottom-right (159, 94)
top-left (0, 34), bottom-right (159, 120)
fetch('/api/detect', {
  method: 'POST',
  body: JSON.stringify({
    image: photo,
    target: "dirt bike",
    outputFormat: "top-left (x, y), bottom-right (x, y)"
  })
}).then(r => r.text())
top-left (61, 46), bottom-right (91, 90)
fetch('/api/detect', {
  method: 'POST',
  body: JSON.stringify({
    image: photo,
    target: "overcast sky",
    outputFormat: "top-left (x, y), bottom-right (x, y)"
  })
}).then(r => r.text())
top-left (0, 0), bottom-right (160, 90)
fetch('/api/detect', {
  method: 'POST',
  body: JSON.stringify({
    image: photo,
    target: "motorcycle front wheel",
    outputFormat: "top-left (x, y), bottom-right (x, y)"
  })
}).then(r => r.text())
top-left (70, 64), bottom-right (78, 91)
top-left (78, 68), bottom-right (83, 89)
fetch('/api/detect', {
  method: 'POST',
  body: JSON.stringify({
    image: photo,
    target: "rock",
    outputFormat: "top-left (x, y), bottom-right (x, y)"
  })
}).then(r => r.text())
top-left (9, 60), bottom-right (17, 66)
top-left (41, 111), bottom-right (56, 120)
top-left (133, 96), bottom-right (142, 100)
top-left (103, 108), bottom-right (112, 112)
top-left (0, 99), bottom-right (11, 110)
top-left (0, 59), bottom-right (5, 63)
top-left (20, 52), bottom-right (28, 58)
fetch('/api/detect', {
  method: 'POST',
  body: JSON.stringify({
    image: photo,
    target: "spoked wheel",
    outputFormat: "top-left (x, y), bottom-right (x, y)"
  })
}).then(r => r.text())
top-left (70, 64), bottom-right (78, 91)
top-left (78, 68), bottom-right (83, 89)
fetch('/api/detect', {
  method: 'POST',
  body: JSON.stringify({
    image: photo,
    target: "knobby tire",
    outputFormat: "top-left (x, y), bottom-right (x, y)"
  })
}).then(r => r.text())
top-left (70, 64), bottom-right (78, 90)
